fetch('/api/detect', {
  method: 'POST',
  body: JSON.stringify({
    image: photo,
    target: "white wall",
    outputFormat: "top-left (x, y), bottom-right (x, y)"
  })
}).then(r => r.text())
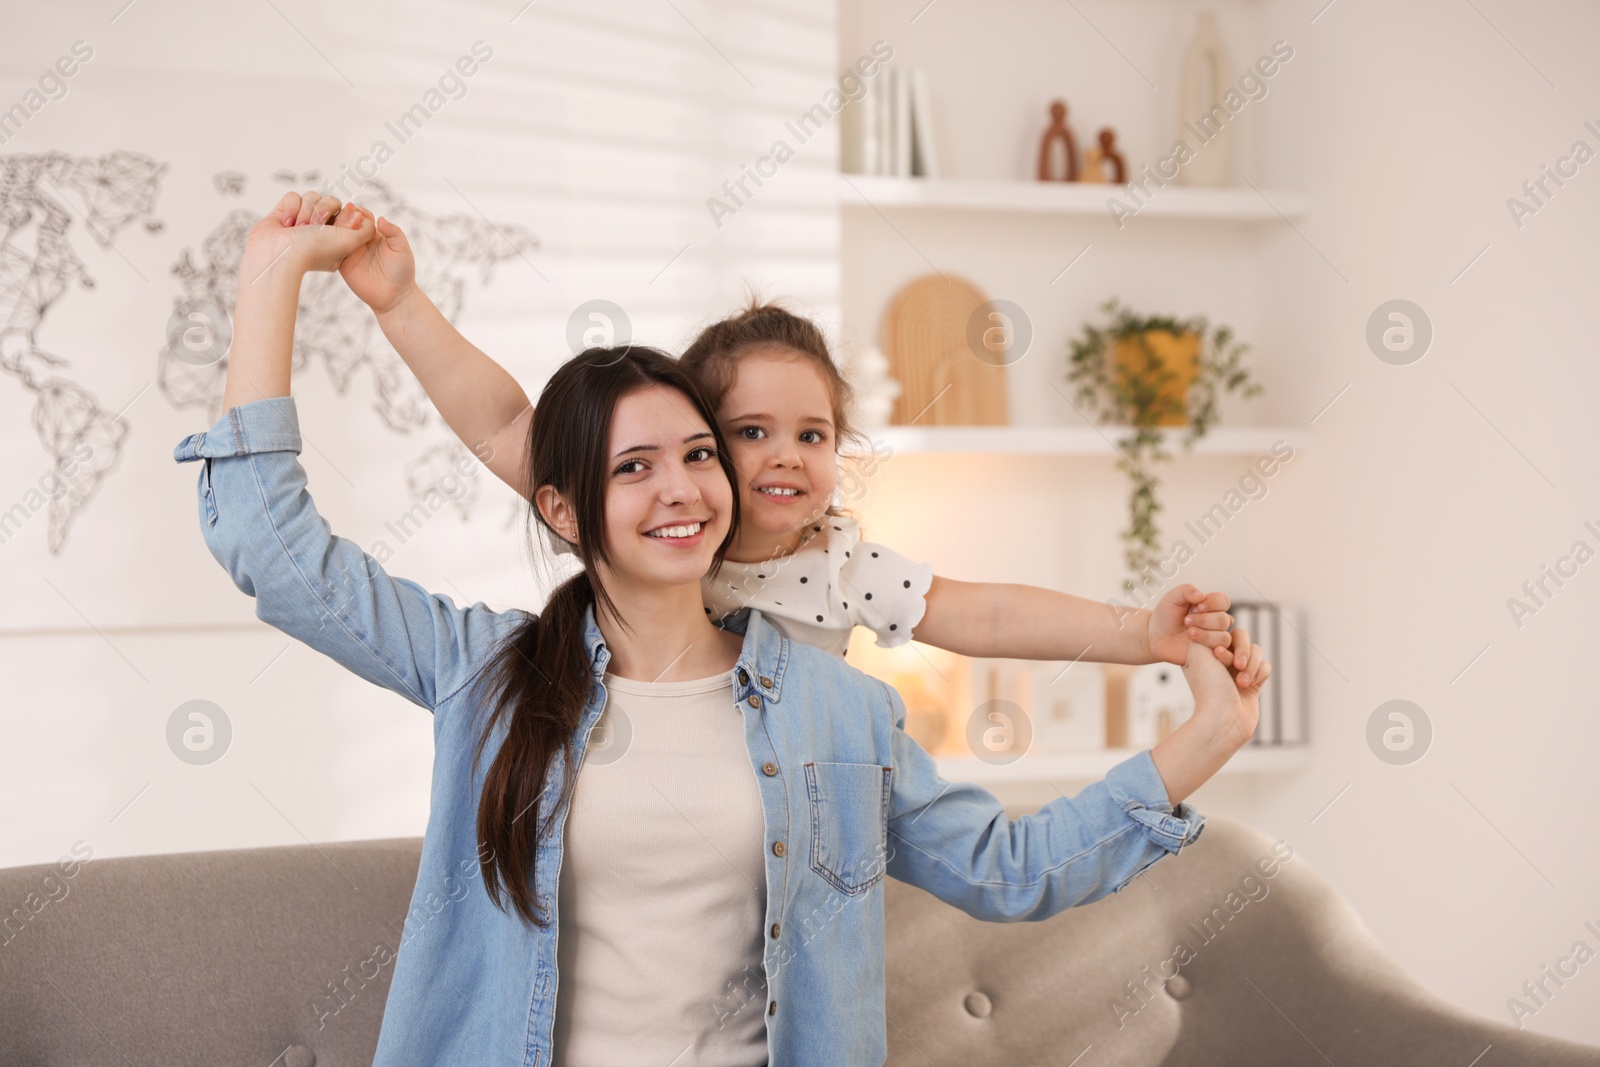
top-left (840, 0), bottom-right (1600, 1046)
top-left (0, 0), bottom-right (840, 861)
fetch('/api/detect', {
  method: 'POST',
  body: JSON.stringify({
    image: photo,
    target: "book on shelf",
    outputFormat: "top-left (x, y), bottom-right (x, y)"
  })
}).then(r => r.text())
top-left (909, 67), bottom-right (940, 178)
top-left (1277, 603), bottom-right (1307, 744)
top-left (892, 66), bottom-right (911, 177)
top-left (1233, 603), bottom-right (1261, 743)
top-left (1229, 599), bottom-right (1307, 746)
top-left (845, 63), bottom-right (938, 178)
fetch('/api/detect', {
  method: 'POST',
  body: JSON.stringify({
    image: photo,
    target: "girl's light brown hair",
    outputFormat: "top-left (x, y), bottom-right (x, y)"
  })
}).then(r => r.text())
top-left (679, 298), bottom-right (862, 452)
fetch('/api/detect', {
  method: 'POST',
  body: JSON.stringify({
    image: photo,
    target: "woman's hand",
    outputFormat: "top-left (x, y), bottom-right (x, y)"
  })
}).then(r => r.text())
top-left (1186, 626), bottom-right (1270, 751)
top-left (1148, 584), bottom-right (1232, 666)
top-left (240, 190), bottom-right (374, 283)
top-left (1151, 626), bottom-right (1272, 805)
top-left (334, 203), bottom-right (418, 316)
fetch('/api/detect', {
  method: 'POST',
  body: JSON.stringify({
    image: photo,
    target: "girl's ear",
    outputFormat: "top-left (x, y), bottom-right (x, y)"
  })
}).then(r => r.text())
top-left (534, 484), bottom-right (579, 548)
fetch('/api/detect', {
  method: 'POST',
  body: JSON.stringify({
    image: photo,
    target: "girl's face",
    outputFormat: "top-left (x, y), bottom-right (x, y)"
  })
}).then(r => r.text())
top-left (717, 348), bottom-right (840, 548)
top-left (597, 385), bottom-right (734, 590)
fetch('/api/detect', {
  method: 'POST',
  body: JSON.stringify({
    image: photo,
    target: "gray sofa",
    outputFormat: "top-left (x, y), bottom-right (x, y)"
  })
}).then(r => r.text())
top-left (3, 818), bottom-right (1596, 1065)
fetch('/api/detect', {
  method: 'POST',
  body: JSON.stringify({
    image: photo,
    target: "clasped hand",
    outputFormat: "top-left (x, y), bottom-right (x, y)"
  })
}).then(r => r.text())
top-left (240, 190), bottom-right (376, 280)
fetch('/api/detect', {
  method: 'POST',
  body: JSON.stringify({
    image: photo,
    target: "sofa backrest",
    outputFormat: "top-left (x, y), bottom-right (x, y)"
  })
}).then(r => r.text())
top-left (1, 836), bottom-right (421, 1065)
top-left (880, 818), bottom-right (1600, 1066)
top-left (3, 819), bottom-right (1596, 1066)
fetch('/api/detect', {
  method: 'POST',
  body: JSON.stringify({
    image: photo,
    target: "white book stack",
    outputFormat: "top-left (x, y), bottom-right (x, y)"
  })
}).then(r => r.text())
top-left (847, 64), bottom-right (939, 177)
top-left (1228, 600), bottom-right (1307, 746)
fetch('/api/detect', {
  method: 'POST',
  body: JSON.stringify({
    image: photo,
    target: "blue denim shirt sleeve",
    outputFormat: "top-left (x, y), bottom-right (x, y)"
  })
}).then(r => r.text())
top-left (880, 679), bottom-right (1205, 923)
top-left (173, 395), bottom-right (518, 711)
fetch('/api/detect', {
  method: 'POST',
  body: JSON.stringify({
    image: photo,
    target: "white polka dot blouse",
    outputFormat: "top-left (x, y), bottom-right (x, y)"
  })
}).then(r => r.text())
top-left (699, 514), bottom-right (934, 658)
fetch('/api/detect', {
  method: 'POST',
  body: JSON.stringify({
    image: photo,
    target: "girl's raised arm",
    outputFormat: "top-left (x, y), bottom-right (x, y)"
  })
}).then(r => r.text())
top-left (335, 204), bottom-right (535, 500)
top-left (222, 192), bottom-right (374, 411)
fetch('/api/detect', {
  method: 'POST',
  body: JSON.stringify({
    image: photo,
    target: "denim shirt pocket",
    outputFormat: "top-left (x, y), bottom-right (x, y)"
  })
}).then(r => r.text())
top-left (803, 761), bottom-right (892, 896)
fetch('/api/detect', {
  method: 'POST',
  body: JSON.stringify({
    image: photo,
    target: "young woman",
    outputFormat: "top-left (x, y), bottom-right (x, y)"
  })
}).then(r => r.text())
top-left (174, 191), bottom-right (1269, 1067)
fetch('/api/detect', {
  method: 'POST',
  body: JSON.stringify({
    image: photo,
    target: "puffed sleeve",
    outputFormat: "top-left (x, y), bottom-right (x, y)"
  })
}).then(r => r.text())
top-left (834, 530), bottom-right (934, 650)
top-left (173, 395), bottom-right (524, 711)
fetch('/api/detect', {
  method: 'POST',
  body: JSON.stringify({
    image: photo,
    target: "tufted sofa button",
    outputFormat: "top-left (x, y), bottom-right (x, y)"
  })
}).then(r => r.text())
top-left (1165, 974), bottom-right (1193, 1000)
top-left (963, 991), bottom-right (992, 1018)
top-left (284, 1045), bottom-right (317, 1067)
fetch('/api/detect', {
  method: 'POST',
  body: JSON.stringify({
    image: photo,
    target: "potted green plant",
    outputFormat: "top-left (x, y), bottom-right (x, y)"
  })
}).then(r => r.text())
top-left (1065, 297), bottom-right (1262, 593)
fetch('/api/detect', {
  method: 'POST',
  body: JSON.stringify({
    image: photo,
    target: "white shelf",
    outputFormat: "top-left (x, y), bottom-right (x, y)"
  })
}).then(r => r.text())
top-left (935, 745), bottom-right (1310, 785)
top-left (839, 174), bottom-right (1309, 222)
top-left (864, 424), bottom-right (1306, 457)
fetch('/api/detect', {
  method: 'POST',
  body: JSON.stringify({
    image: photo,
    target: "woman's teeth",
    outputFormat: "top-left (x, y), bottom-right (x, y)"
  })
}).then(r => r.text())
top-left (647, 522), bottom-right (702, 538)
top-left (760, 487), bottom-right (800, 497)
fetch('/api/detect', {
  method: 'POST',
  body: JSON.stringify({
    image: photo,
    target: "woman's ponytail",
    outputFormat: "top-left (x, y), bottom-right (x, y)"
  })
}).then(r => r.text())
top-left (472, 569), bottom-right (595, 927)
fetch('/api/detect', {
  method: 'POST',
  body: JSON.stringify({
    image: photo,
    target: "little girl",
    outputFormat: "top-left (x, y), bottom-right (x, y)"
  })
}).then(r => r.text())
top-left (332, 204), bottom-right (1260, 684)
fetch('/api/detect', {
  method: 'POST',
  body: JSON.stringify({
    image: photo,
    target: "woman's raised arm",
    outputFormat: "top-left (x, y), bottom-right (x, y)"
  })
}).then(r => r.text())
top-left (175, 193), bottom-right (525, 711)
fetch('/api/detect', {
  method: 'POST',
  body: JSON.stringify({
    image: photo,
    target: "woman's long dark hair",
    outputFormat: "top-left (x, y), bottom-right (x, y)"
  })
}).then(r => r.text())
top-left (470, 345), bottom-right (740, 927)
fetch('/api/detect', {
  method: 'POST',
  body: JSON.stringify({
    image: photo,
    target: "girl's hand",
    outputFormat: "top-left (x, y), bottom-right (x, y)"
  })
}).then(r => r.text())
top-left (1148, 584), bottom-right (1232, 666)
top-left (335, 203), bottom-right (418, 316)
top-left (241, 190), bottom-right (375, 282)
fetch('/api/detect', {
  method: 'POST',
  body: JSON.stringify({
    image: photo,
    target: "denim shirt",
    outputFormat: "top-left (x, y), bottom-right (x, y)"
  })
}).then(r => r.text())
top-left (174, 395), bottom-right (1206, 1067)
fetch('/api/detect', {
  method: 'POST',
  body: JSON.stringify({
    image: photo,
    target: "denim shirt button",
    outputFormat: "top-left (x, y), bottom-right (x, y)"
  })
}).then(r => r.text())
top-left (747, 694), bottom-right (760, 708)
top-left (760, 675), bottom-right (773, 687)
top-left (762, 762), bottom-right (777, 776)
top-left (767, 1000), bottom-right (776, 1016)
top-left (772, 840), bottom-right (785, 857)
top-left (770, 922), bottom-right (780, 938)
top-left (737, 668), bottom-right (750, 686)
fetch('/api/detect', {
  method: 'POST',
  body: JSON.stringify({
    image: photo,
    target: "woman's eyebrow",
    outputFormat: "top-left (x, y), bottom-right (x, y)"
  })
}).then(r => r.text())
top-left (613, 431), bottom-right (714, 458)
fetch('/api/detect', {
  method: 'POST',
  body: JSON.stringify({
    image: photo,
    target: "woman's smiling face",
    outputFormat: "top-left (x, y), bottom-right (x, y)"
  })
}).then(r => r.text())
top-left (717, 348), bottom-right (840, 553)
top-left (597, 384), bottom-right (734, 589)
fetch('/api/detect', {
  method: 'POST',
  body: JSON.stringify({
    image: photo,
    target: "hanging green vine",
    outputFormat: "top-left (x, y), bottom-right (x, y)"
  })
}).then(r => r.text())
top-left (1065, 297), bottom-right (1262, 593)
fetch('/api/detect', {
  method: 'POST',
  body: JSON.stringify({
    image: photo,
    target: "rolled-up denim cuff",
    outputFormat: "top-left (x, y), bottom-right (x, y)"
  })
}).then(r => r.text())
top-left (173, 395), bottom-right (302, 462)
top-left (1104, 748), bottom-right (1207, 854)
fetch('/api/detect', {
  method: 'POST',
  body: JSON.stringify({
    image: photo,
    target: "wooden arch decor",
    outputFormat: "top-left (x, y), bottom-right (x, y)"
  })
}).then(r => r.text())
top-left (882, 273), bottom-right (1010, 426)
